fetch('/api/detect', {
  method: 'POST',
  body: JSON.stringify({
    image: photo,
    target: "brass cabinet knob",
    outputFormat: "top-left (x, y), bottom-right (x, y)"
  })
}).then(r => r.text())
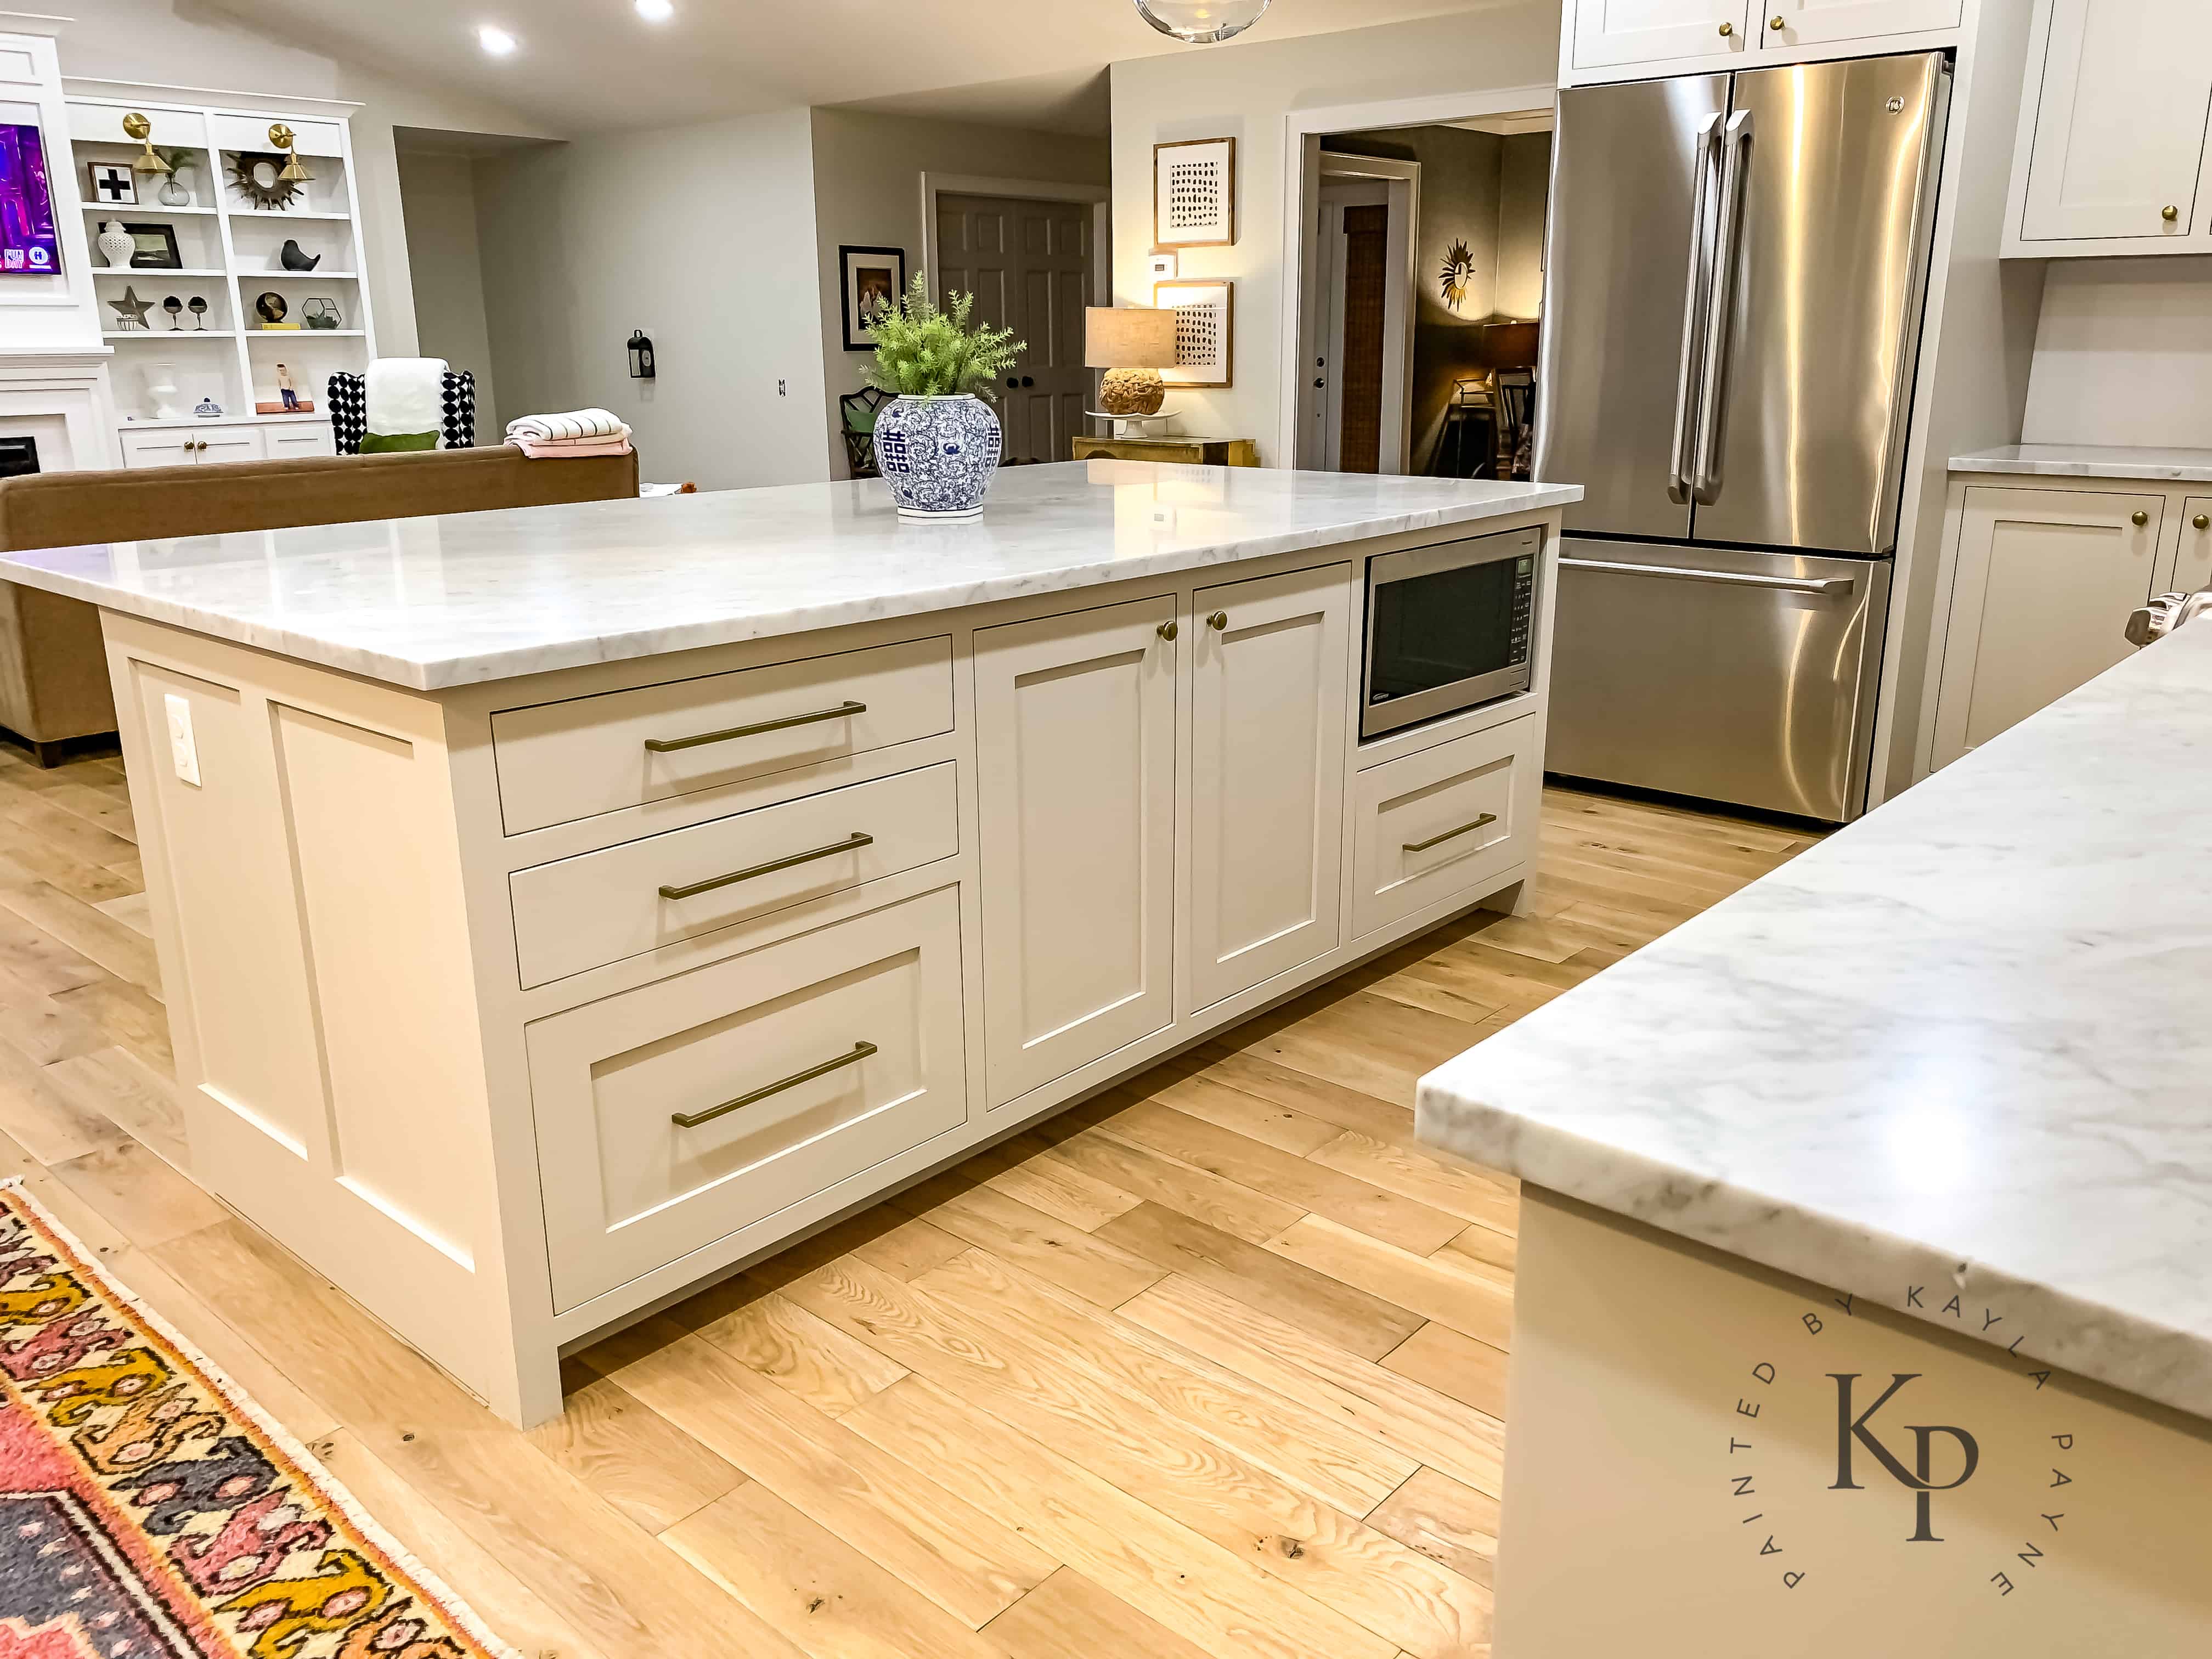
top-left (1769, 13), bottom-right (1785, 26)
top-left (2163, 205), bottom-right (2181, 223)
top-left (1156, 620), bottom-right (1178, 642)
top-left (1207, 610), bottom-right (1228, 631)
top-left (1718, 20), bottom-right (1734, 35)
top-left (2195, 514), bottom-right (2209, 531)
top-left (2132, 510), bottom-right (2151, 527)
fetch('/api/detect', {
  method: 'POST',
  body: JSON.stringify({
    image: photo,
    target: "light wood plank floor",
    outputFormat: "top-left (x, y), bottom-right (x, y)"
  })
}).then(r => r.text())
top-left (0, 740), bottom-right (1821, 1659)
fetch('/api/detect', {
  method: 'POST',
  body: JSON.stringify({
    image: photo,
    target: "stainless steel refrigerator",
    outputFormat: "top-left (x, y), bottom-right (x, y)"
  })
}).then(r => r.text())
top-left (1536, 52), bottom-right (1951, 822)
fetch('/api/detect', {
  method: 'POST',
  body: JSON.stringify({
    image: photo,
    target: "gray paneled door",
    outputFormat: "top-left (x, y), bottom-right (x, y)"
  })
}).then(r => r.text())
top-left (935, 193), bottom-right (1092, 465)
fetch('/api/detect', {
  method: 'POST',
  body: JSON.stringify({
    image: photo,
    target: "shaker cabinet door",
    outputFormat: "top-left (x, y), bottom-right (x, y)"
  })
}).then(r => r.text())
top-left (2019, 0), bottom-right (2212, 244)
top-left (1933, 487), bottom-right (2163, 770)
top-left (1757, 0), bottom-right (1959, 48)
top-left (975, 594), bottom-right (1178, 1107)
top-left (1572, 0), bottom-right (1752, 71)
top-left (1187, 565), bottom-right (1352, 1012)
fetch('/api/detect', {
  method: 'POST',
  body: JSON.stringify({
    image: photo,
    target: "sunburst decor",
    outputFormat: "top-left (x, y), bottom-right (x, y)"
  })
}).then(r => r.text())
top-left (0, 1178), bottom-right (522, 1658)
top-left (1440, 239), bottom-right (1478, 313)
top-left (228, 151), bottom-right (301, 212)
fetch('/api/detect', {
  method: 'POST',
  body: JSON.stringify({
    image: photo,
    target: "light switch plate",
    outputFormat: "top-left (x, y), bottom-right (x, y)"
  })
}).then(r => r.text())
top-left (164, 692), bottom-right (201, 787)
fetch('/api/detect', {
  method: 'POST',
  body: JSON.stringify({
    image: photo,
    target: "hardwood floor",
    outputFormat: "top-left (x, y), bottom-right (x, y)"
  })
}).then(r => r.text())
top-left (0, 740), bottom-right (1822, 1659)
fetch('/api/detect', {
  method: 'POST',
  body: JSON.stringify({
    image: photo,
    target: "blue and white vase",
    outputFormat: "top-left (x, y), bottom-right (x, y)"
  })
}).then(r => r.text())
top-left (873, 393), bottom-right (1002, 521)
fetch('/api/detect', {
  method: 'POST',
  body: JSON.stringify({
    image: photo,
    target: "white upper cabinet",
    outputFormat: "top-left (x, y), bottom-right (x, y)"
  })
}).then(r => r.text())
top-left (1571, 0), bottom-right (1751, 73)
top-left (1759, 0), bottom-right (1961, 49)
top-left (974, 595), bottom-right (1179, 1109)
top-left (1186, 565), bottom-right (1352, 1013)
top-left (2009, 0), bottom-right (2212, 253)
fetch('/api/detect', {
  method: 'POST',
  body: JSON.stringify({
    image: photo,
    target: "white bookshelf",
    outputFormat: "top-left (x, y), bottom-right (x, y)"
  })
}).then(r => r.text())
top-left (64, 81), bottom-right (376, 464)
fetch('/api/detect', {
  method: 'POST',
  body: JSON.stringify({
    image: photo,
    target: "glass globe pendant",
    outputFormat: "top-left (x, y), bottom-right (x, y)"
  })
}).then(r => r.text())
top-left (1132, 0), bottom-right (1272, 44)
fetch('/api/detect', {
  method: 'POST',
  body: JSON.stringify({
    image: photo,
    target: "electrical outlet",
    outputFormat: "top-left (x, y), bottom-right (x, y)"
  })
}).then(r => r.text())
top-left (165, 692), bottom-right (201, 787)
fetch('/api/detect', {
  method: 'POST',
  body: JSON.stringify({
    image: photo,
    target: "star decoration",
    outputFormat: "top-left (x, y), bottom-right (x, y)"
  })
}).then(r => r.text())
top-left (107, 286), bottom-right (154, 331)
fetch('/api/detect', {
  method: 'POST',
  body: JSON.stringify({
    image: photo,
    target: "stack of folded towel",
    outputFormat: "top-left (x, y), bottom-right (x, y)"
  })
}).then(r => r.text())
top-left (505, 409), bottom-right (635, 459)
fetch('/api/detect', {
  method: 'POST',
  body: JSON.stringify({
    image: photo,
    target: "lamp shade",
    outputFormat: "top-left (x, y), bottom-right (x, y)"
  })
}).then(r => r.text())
top-left (1086, 307), bottom-right (1180, 370)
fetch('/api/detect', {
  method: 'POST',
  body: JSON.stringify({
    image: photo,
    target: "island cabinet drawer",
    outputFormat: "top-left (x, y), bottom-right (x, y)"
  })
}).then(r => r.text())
top-left (491, 636), bottom-right (955, 834)
top-left (528, 887), bottom-right (969, 1313)
top-left (509, 761), bottom-right (959, 988)
top-left (1352, 715), bottom-right (1542, 940)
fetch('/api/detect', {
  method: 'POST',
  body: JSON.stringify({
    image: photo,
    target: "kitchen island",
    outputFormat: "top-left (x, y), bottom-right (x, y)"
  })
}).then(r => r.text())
top-left (1419, 611), bottom-right (2212, 1651)
top-left (0, 460), bottom-right (1575, 1425)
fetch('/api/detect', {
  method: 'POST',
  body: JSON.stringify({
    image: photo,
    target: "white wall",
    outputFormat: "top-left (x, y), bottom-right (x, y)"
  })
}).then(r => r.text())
top-left (472, 109), bottom-right (830, 491)
top-left (55, 1), bottom-right (554, 362)
top-left (2020, 258), bottom-right (2212, 449)
top-left (809, 108), bottom-right (1108, 478)
top-left (396, 149), bottom-right (500, 436)
top-left (1110, 2), bottom-right (1561, 462)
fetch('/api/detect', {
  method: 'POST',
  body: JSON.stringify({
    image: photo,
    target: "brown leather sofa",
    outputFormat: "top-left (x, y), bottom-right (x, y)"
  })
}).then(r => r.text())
top-left (0, 444), bottom-right (641, 764)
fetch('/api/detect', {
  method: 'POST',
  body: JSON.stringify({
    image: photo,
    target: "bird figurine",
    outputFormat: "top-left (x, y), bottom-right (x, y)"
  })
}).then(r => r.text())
top-left (279, 239), bottom-right (321, 272)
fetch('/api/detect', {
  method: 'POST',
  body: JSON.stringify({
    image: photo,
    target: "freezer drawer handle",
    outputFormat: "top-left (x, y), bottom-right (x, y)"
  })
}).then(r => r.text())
top-left (1560, 556), bottom-right (1855, 597)
top-left (645, 701), bottom-right (867, 753)
top-left (1405, 814), bottom-right (1498, 854)
top-left (658, 832), bottom-right (875, 901)
top-left (673, 1042), bottom-right (879, 1129)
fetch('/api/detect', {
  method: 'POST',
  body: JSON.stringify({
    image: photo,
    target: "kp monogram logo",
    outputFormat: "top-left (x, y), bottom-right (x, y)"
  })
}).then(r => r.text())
top-left (1829, 1373), bottom-right (1981, 1541)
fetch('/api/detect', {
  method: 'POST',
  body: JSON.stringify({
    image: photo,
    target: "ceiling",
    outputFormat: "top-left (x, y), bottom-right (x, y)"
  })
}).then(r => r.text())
top-left (204, 0), bottom-right (1502, 137)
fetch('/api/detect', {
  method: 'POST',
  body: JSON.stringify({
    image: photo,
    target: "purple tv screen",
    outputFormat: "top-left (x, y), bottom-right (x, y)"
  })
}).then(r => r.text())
top-left (0, 123), bottom-right (61, 276)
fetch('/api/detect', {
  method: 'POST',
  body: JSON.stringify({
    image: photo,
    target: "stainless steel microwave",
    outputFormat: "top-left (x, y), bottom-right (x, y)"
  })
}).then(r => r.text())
top-left (1361, 527), bottom-right (1540, 741)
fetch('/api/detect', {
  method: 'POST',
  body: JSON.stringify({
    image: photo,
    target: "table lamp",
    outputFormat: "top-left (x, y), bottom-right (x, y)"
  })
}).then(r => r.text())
top-left (1087, 307), bottom-right (1181, 420)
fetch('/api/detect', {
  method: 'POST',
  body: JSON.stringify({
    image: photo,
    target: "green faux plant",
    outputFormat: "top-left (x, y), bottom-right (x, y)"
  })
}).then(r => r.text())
top-left (864, 274), bottom-right (1026, 402)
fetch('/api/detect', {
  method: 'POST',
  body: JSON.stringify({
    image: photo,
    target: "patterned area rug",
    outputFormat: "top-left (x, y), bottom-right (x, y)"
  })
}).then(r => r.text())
top-left (0, 1179), bottom-right (518, 1658)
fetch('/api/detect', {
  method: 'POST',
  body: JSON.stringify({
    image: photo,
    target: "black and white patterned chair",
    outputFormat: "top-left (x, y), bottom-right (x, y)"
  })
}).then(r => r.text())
top-left (326, 369), bottom-right (478, 455)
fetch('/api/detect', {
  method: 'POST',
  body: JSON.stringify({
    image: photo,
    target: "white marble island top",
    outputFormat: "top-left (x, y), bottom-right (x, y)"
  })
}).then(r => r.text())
top-left (1951, 443), bottom-right (2212, 483)
top-left (0, 462), bottom-right (1577, 690)
top-left (1418, 619), bottom-right (2212, 1423)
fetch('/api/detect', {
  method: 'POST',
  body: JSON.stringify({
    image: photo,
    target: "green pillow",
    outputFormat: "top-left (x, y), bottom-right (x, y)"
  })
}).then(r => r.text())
top-left (361, 431), bottom-right (438, 454)
top-left (843, 405), bottom-right (878, 435)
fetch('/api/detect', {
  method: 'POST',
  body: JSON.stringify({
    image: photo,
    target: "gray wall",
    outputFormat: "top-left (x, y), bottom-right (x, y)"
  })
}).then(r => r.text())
top-left (396, 150), bottom-right (501, 435)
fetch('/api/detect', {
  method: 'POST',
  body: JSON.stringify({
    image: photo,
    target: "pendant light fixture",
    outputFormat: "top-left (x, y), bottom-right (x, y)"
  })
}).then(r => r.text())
top-left (1131, 0), bottom-right (1271, 43)
top-left (121, 112), bottom-right (171, 178)
top-left (268, 123), bottom-right (315, 186)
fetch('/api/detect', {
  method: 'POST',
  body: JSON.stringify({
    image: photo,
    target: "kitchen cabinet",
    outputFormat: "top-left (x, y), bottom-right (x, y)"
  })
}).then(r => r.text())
top-left (2177, 499), bottom-right (2212, 595)
top-left (1932, 486), bottom-right (2162, 769)
top-left (1571, 0), bottom-right (1751, 73)
top-left (120, 425), bottom-right (268, 469)
top-left (1759, 0), bottom-right (1960, 47)
top-left (1186, 565), bottom-right (1352, 1012)
top-left (975, 595), bottom-right (1180, 1107)
top-left (265, 423), bottom-right (338, 460)
top-left (2007, 0), bottom-right (2212, 254)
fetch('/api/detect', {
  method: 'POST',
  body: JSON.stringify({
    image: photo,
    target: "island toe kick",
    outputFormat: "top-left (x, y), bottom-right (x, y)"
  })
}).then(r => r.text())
top-left (1501, 1190), bottom-right (2212, 1654)
top-left (99, 505), bottom-right (1563, 1425)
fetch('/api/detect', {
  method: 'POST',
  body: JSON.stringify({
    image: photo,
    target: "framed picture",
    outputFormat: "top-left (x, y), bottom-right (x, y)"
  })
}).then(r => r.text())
top-left (1155, 279), bottom-right (1233, 388)
top-left (0, 119), bottom-right (60, 275)
top-left (123, 222), bottom-right (182, 270)
top-left (86, 160), bottom-right (136, 208)
top-left (840, 245), bottom-right (907, 352)
top-left (1154, 138), bottom-right (1235, 249)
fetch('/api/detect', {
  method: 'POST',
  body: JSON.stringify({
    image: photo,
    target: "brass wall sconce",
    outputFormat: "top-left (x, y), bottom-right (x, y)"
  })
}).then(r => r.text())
top-left (122, 112), bottom-right (171, 178)
top-left (268, 123), bottom-right (315, 185)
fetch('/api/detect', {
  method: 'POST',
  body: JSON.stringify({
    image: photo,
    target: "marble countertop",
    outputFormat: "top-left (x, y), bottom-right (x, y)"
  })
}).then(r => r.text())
top-left (1418, 619), bottom-right (2212, 1423)
top-left (1950, 443), bottom-right (2212, 483)
top-left (0, 462), bottom-right (1578, 690)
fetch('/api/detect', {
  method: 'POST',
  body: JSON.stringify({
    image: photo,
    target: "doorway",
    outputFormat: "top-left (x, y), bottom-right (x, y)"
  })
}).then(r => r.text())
top-left (1308, 162), bottom-right (1417, 473)
top-left (931, 190), bottom-right (1102, 466)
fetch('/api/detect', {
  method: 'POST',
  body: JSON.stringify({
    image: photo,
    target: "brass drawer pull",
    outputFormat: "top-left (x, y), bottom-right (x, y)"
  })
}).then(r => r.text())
top-left (645, 700), bottom-right (867, 754)
top-left (659, 832), bottom-right (874, 901)
top-left (1404, 812), bottom-right (1498, 853)
top-left (673, 1041), bottom-right (878, 1128)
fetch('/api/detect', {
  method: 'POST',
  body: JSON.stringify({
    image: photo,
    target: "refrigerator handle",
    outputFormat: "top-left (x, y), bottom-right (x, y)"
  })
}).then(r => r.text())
top-left (1668, 114), bottom-right (1723, 507)
top-left (1691, 110), bottom-right (1754, 507)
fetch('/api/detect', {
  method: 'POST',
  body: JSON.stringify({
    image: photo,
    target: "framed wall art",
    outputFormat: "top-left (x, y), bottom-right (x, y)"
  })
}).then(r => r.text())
top-left (1154, 278), bottom-right (1233, 388)
top-left (122, 222), bottom-right (182, 270)
top-left (840, 245), bottom-right (907, 352)
top-left (1154, 138), bottom-right (1235, 249)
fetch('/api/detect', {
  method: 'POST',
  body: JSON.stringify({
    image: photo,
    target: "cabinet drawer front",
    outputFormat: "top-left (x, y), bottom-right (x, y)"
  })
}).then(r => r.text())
top-left (492, 636), bottom-right (954, 834)
top-left (510, 762), bottom-right (959, 988)
top-left (529, 887), bottom-right (968, 1312)
top-left (1353, 717), bottom-right (1541, 940)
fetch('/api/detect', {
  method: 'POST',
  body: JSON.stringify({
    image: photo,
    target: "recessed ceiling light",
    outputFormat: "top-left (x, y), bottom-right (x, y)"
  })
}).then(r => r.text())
top-left (635, 0), bottom-right (674, 19)
top-left (478, 24), bottom-right (517, 55)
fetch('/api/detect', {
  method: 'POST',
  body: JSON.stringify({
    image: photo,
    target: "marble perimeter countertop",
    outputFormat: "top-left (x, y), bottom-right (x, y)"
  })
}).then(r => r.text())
top-left (0, 462), bottom-right (1579, 691)
top-left (1950, 443), bottom-right (2212, 484)
top-left (1418, 617), bottom-right (2212, 1424)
